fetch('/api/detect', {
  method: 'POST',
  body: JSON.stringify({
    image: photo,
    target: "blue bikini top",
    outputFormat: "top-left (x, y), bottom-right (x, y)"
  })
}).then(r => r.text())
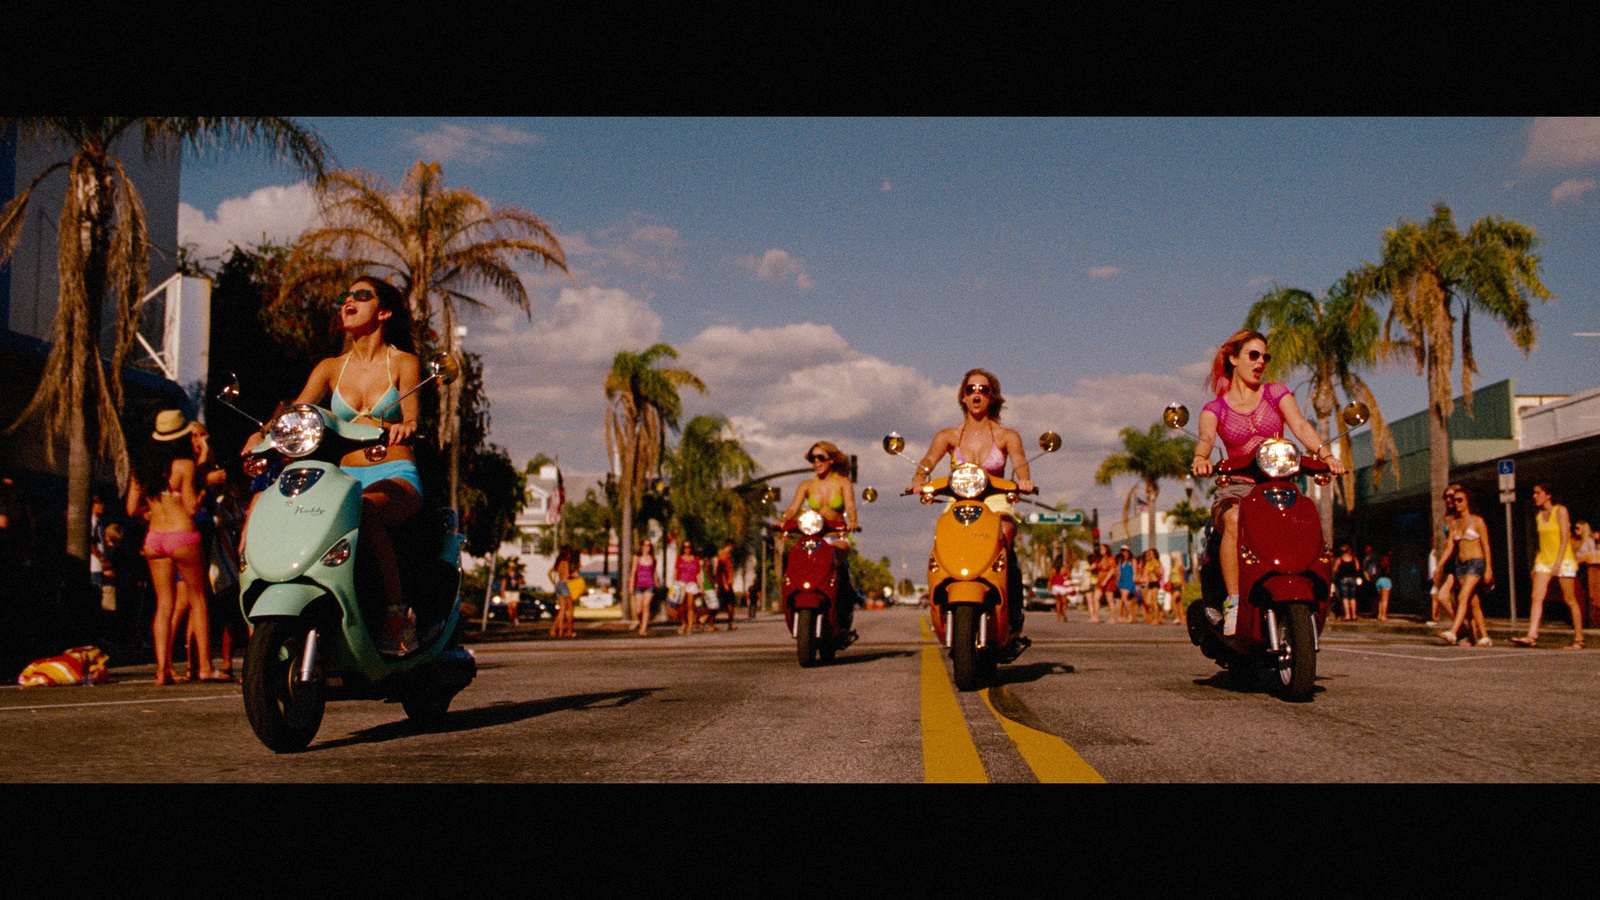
top-left (331, 349), bottom-right (402, 424)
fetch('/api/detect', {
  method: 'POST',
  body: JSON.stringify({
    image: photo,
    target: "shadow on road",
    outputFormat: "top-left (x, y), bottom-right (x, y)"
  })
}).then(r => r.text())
top-left (830, 649), bottom-right (917, 666)
top-left (1192, 670), bottom-right (1326, 698)
top-left (993, 661), bottom-right (1076, 686)
top-left (308, 688), bottom-right (658, 750)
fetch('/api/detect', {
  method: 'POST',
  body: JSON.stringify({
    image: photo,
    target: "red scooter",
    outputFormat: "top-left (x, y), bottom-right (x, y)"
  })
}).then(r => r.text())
top-left (780, 509), bottom-right (860, 667)
top-left (1165, 402), bottom-right (1368, 702)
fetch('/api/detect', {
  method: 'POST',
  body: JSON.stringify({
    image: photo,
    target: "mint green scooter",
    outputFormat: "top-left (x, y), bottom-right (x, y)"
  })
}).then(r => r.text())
top-left (225, 355), bottom-right (475, 753)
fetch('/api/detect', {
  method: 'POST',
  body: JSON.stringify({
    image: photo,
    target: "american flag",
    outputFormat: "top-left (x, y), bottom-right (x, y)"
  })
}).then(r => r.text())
top-left (546, 466), bottom-right (565, 525)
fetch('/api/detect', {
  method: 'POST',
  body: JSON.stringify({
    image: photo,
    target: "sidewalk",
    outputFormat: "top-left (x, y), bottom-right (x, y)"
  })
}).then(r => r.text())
top-left (1321, 612), bottom-right (1597, 646)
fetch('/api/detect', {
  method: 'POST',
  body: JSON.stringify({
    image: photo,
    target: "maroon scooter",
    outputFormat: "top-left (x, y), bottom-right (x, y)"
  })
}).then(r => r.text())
top-left (780, 509), bottom-right (860, 667)
top-left (1166, 402), bottom-right (1369, 702)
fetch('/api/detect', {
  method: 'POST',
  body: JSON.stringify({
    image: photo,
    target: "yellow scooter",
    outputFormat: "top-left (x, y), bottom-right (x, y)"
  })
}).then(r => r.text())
top-left (882, 431), bottom-right (1061, 690)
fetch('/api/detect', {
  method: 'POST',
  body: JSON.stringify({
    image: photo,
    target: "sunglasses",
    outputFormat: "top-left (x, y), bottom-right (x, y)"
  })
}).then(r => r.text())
top-left (808, 454), bottom-right (830, 463)
top-left (337, 289), bottom-right (378, 305)
top-left (1245, 349), bottom-right (1273, 363)
top-left (963, 383), bottom-right (993, 396)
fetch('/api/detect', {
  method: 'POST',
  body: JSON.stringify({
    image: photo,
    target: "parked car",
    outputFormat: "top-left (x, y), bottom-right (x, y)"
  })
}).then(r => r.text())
top-left (1024, 577), bottom-right (1054, 610)
top-left (488, 589), bottom-right (554, 621)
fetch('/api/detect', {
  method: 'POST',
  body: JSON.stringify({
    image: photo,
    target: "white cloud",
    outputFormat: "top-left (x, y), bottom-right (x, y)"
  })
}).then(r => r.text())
top-left (177, 183), bottom-right (320, 263)
top-left (1088, 265), bottom-right (1122, 279)
top-left (561, 220), bottom-right (687, 283)
top-left (1523, 117), bottom-right (1600, 168)
top-left (1551, 177), bottom-right (1597, 203)
top-left (881, 180), bottom-right (893, 192)
top-left (408, 123), bottom-right (543, 164)
top-left (1246, 275), bottom-right (1274, 288)
top-left (736, 248), bottom-right (813, 291)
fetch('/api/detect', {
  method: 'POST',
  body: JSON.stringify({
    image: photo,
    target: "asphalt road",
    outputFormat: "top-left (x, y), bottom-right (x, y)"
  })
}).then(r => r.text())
top-left (3, 605), bottom-right (1595, 783)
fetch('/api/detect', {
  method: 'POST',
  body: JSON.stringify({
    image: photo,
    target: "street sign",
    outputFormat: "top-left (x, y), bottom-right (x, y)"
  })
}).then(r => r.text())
top-left (1025, 512), bottom-right (1084, 525)
top-left (1500, 490), bottom-right (1516, 504)
top-left (1498, 459), bottom-right (1515, 492)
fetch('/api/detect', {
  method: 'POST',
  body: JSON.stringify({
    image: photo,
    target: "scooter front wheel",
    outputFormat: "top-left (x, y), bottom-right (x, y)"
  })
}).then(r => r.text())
top-left (950, 605), bottom-right (980, 691)
top-left (1274, 603), bottom-right (1317, 702)
top-left (242, 618), bottom-right (326, 753)
top-left (795, 608), bottom-right (818, 667)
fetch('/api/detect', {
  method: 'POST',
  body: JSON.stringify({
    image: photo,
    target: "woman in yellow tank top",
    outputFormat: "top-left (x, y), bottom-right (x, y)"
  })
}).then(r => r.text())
top-left (1512, 484), bottom-right (1584, 649)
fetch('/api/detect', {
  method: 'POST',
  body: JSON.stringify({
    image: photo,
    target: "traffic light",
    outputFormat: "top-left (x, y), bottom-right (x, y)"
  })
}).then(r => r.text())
top-left (1092, 527), bottom-right (1100, 541)
top-left (849, 454), bottom-right (859, 482)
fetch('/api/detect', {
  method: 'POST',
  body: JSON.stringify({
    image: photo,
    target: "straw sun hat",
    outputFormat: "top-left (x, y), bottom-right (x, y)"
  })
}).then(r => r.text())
top-left (152, 409), bottom-right (196, 442)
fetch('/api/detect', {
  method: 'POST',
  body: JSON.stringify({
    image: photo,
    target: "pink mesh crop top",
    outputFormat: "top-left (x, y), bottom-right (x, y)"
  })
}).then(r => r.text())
top-left (1203, 382), bottom-right (1292, 458)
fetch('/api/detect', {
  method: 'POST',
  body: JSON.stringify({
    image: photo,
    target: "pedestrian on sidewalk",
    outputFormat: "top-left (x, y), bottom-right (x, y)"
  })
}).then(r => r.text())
top-left (1573, 519), bottom-right (1600, 628)
top-left (1334, 545), bottom-right (1361, 622)
top-left (631, 538), bottom-right (657, 636)
top-left (548, 546), bottom-right (580, 638)
top-left (1374, 549), bottom-right (1393, 622)
top-left (713, 541), bottom-right (738, 631)
top-left (1427, 487), bottom-right (1463, 626)
top-left (1438, 487), bottom-right (1493, 647)
top-left (674, 541), bottom-right (704, 635)
top-left (1512, 484), bottom-right (1584, 650)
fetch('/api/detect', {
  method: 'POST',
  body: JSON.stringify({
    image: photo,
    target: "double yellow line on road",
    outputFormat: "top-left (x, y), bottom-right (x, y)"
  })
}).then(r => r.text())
top-left (919, 618), bottom-right (1105, 783)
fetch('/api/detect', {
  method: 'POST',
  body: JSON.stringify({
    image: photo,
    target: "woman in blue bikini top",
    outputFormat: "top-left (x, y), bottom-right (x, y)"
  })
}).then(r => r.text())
top-left (250, 276), bottom-right (424, 654)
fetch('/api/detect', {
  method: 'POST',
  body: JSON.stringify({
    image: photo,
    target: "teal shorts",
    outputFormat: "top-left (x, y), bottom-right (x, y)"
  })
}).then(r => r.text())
top-left (340, 460), bottom-right (423, 498)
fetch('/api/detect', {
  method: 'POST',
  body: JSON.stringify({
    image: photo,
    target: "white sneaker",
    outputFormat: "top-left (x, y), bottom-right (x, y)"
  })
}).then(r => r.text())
top-left (1222, 595), bottom-right (1239, 636)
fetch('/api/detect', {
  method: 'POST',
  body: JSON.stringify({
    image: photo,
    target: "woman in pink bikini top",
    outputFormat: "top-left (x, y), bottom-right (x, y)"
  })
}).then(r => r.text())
top-left (908, 368), bottom-right (1034, 529)
top-left (1189, 329), bottom-right (1346, 621)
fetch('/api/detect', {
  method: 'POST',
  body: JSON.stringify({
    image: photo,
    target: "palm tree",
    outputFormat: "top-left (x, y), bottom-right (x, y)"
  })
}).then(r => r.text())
top-left (281, 159), bottom-right (567, 510)
top-left (1095, 423), bottom-right (1194, 555)
top-left (1352, 202), bottom-right (1551, 557)
top-left (1245, 277), bottom-right (1399, 542)
top-left (605, 344), bottom-right (705, 619)
top-left (663, 413), bottom-right (761, 565)
top-left (0, 117), bottom-right (326, 610)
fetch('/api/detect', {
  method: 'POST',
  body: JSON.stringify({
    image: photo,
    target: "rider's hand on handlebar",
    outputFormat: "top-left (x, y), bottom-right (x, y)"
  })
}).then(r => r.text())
top-left (386, 421), bottom-right (418, 446)
top-left (1191, 457), bottom-right (1213, 478)
top-left (1017, 478), bottom-right (1035, 494)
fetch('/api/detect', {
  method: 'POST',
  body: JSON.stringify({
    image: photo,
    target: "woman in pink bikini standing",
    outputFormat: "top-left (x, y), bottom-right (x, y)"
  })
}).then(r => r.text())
top-left (1190, 330), bottom-right (1346, 635)
top-left (128, 410), bottom-right (221, 684)
top-left (909, 368), bottom-right (1035, 650)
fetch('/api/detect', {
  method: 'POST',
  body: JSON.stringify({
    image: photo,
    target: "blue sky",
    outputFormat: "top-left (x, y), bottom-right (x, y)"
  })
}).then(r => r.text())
top-left (178, 117), bottom-right (1600, 566)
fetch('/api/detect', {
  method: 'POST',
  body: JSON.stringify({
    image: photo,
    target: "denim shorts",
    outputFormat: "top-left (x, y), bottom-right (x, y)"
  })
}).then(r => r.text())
top-left (1456, 557), bottom-right (1486, 578)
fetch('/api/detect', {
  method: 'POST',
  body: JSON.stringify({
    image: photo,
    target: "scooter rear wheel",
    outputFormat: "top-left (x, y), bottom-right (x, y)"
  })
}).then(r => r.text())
top-left (242, 618), bottom-right (326, 753)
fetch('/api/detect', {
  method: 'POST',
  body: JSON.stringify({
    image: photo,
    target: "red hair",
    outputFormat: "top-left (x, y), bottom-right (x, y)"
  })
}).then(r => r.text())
top-left (1207, 329), bottom-right (1267, 396)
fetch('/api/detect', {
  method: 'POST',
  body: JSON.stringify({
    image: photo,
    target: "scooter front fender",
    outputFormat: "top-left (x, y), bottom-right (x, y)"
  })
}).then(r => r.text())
top-left (249, 582), bottom-right (331, 619)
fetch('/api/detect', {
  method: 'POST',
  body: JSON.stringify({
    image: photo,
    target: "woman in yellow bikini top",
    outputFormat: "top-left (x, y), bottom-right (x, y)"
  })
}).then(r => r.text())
top-left (781, 440), bottom-right (858, 548)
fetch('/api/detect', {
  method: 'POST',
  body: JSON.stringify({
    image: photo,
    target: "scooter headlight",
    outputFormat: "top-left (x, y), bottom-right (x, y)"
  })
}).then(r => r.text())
top-left (949, 463), bottom-right (988, 499)
top-left (269, 405), bottom-right (325, 458)
top-left (797, 508), bottom-right (825, 536)
top-left (1255, 439), bottom-right (1301, 479)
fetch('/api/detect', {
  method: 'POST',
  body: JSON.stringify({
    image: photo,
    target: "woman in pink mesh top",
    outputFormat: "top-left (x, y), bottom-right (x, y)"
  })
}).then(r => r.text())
top-left (1189, 330), bottom-right (1345, 634)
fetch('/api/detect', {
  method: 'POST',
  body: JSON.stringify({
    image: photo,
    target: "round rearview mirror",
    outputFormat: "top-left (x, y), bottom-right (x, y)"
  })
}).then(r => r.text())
top-left (1038, 432), bottom-right (1062, 453)
top-left (862, 487), bottom-right (878, 503)
top-left (428, 352), bottom-right (462, 386)
top-left (1341, 402), bottom-right (1370, 428)
top-left (1163, 403), bottom-right (1190, 430)
top-left (882, 432), bottom-right (905, 455)
top-left (218, 374), bottom-right (242, 403)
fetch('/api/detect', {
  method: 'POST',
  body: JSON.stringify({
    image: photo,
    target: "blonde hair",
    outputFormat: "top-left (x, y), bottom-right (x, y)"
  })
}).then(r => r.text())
top-left (806, 441), bottom-right (850, 475)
